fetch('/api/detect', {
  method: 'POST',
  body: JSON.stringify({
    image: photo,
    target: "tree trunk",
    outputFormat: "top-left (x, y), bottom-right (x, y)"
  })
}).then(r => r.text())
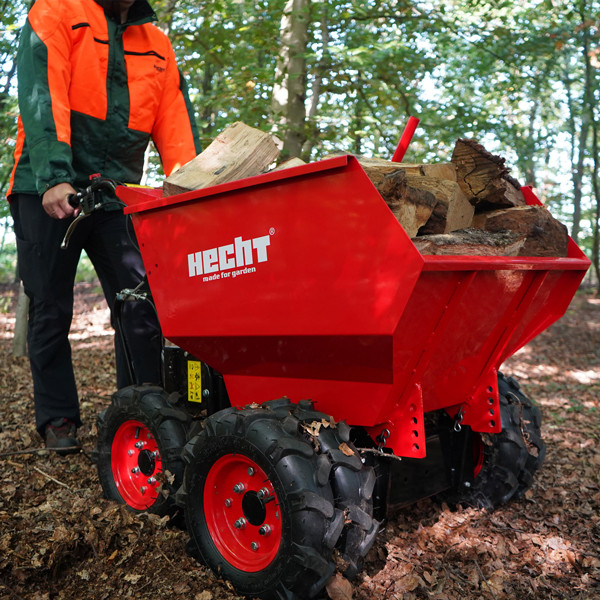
top-left (271, 0), bottom-right (311, 159)
top-left (12, 282), bottom-right (28, 358)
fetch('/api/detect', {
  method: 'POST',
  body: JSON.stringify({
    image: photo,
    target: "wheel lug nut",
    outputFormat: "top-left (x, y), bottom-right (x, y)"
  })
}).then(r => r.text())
top-left (134, 441), bottom-right (145, 449)
top-left (234, 518), bottom-right (247, 529)
top-left (247, 467), bottom-right (255, 476)
top-left (257, 487), bottom-right (270, 500)
top-left (258, 525), bottom-right (271, 536)
top-left (140, 486), bottom-right (146, 495)
top-left (128, 449), bottom-right (134, 456)
top-left (131, 467), bottom-right (140, 474)
top-left (233, 483), bottom-right (245, 494)
top-left (251, 542), bottom-right (260, 551)
top-left (147, 477), bottom-right (157, 485)
top-left (151, 451), bottom-right (160, 458)
top-left (224, 498), bottom-right (232, 507)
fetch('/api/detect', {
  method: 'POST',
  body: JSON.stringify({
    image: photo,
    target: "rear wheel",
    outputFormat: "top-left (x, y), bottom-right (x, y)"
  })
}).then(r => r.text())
top-left (440, 373), bottom-right (545, 509)
top-left (179, 400), bottom-right (343, 600)
top-left (95, 385), bottom-right (189, 515)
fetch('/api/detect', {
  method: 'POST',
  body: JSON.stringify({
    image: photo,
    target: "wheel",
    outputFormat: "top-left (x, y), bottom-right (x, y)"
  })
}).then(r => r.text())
top-left (179, 399), bottom-right (343, 600)
top-left (439, 372), bottom-right (545, 509)
top-left (291, 400), bottom-right (379, 579)
top-left (95, 385), bottom-right (190, 515)
top-left (498, 372), bottom-right (546, 498)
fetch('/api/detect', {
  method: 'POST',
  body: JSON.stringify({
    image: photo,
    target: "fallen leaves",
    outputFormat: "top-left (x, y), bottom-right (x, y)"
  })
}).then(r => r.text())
top-left (0, 284), bottom-right (599, 600)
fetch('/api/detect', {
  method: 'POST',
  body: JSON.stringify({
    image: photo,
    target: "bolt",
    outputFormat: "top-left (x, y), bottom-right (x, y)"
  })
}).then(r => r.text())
top-left (233, 483), bottom-right (245, 494)
top-left (247, 467), bottom-right (255, 476)
top-left (257, 487), bottom-right (271, 500)
top-left (128, 449), bottom-right (134, 456)
top-left (250, 542), bottom-right (260, 551)
top-left (151, 451), bottom-right (160, 458)
top-left (464, 481), bottom-right (471, 488)
top-left (224, 498), bottom-right (232, 508)
top-left (258, 525), bottom-right (271, 537)
top-left (134, 441), bottom-right (145, 449)
top-left (147, 477), bottom-right (157, 485)
top-left (202, 389), bottom-right (210, 397)
top-left (140, 486), bottom-right (146, 495)
top-left (131, 467), bottom-right (140, 474)
top-left (234, 518), bottom-right (247, 530)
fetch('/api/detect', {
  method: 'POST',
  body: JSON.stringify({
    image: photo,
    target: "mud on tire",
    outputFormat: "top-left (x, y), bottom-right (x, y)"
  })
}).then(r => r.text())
top-left (178, 399), bottom-right (344, 600)
top-left (95, 385), bottom-right (189, 515)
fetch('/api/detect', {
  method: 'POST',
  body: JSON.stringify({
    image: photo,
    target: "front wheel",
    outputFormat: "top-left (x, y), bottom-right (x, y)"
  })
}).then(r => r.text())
top-left (179, 400), bottom-right (343, 600)
top-left (95, 385), bottom-right (189, 515)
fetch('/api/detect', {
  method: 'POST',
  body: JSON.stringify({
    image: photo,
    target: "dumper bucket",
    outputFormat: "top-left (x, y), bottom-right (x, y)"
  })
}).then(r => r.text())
top-left (119, 154), bottom-right (589, 457)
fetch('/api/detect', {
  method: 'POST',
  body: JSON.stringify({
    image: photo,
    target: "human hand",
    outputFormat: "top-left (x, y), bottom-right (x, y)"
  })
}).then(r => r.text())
top-left (42, 182), bottom-right (79, 219)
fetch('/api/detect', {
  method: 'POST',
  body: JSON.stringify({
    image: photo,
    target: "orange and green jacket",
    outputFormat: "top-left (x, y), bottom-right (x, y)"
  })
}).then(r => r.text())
top-left (8, 0), bottom-right (201, 198)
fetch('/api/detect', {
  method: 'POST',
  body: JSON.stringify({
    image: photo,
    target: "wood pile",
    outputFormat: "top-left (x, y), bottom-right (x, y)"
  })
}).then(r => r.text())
top-left (163, 124), bottom-right (569, 258)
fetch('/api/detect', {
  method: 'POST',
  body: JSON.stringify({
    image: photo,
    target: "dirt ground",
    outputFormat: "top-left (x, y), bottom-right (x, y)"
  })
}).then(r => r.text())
top-left (0, 281), bottom-right (599, 600)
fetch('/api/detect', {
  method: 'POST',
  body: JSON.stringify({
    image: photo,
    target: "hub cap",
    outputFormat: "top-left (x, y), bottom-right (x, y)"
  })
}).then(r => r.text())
top-left (204, 454), bottom-right (282, 571)
top-left (111, 420), bottom-right (162, 510)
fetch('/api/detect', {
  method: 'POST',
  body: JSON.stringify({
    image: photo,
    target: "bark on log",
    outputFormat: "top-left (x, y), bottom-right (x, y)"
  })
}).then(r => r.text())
top-left (163, 122), bottom-right (281, 196)
top-left (451, 138), bottom-right (526, 209)
top-left (413, 228), bottom-right (525, 256)
top-left (472, 205), bottom-right (569, 257)
top-left (369, 169), bottom-right (438, 237)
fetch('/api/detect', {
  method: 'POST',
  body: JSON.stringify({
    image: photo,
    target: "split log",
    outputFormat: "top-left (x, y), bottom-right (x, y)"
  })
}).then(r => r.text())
top-left (369, 169), bottom-right (438, 237)
top-left (272, 157), bottom-right (306, 171)
top-left (407, 175), bottom-right (474, 235)
top-left (413, 228), bottom-right (525, 256)
top-left (472, 205), bottom-right (569, 257)
top-left (357, 156), bottom-right (457, 186)
top-left (163, 122), bottom-right (281, 196)
top-left (451, 139), bottom-right (526, 209)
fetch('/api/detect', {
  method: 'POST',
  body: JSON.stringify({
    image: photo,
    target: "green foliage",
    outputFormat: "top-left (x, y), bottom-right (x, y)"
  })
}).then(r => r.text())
top-left (1, 0), bottom-right (599, 277)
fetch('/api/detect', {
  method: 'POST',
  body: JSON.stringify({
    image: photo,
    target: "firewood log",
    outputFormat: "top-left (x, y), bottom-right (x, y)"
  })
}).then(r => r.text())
top-left (163, 122), bottom-right (281, 196)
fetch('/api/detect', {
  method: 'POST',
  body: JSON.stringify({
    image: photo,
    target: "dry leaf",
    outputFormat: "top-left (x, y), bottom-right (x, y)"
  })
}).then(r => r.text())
top-left (326, 573), bottom-right (353, 600)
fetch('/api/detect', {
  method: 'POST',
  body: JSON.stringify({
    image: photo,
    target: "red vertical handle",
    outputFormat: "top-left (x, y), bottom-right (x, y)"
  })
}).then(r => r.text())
top-left (392, 116), bottom-right (420, 163)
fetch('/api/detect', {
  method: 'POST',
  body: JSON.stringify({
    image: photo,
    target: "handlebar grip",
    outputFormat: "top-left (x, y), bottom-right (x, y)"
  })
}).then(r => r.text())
top-left (67, 193), bottom-right (81, 209)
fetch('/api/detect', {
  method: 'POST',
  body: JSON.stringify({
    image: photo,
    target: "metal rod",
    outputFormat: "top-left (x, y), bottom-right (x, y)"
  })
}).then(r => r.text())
top-left (392, 116), bottom-right (420, 163)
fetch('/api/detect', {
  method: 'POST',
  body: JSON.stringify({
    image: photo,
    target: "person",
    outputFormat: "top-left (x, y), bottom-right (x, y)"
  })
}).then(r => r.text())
top-left (7, 0), bottom-right (201, 454)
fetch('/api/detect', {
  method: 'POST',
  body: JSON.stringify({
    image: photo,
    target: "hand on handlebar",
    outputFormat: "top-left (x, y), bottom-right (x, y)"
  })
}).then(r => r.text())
top-left (59, 176), bottom-right (120, 249)
top-left (42, 183), bottom-right (80, 219)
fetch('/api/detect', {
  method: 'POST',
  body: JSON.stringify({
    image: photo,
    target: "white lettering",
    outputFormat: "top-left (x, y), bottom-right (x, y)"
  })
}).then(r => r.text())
top-left (252, 235), bottom-right (270, 263)
top-left (235, 236), bottom-right (253, 267)
top-left (188, 233), bottom-right (272, 280)
top-left (188, 251), bottom-right (203, 277)
top-left (203, 248), bottom-right (219, 273)
top-left (218, 243), bottom-right (235, 270)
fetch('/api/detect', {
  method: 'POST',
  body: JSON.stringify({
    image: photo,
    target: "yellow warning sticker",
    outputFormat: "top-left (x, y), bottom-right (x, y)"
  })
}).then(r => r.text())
top-left (187, 360), bottom-right (203, 403)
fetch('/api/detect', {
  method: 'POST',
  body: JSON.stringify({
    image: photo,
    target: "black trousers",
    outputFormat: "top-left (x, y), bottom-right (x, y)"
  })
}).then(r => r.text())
top-left (10, 194), bottom-right (162, 435)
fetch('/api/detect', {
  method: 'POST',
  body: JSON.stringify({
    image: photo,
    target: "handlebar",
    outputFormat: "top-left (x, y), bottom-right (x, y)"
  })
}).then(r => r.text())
top-left (61, 176), bottom-right (121, 249)
top-left (67, 176), bottom-right (119, 210)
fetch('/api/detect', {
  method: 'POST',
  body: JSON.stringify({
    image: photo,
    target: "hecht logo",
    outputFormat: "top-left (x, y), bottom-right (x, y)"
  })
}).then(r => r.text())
top-left (187, 233), bottom-right (271, 282)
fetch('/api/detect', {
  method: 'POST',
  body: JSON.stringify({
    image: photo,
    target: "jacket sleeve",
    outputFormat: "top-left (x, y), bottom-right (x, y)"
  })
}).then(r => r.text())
top-left (17, 1), bottom-right (75, 194)
top-left (151, 42), bottom-right (201, 177)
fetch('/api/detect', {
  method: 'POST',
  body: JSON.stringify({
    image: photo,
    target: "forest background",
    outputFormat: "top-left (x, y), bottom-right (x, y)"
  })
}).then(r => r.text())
top-left (0, 0), bottom-right (599, 286)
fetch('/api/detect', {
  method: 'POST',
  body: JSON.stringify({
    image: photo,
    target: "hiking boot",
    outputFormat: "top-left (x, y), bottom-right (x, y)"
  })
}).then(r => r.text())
top-left (44, 418), bottom-right (81, 455)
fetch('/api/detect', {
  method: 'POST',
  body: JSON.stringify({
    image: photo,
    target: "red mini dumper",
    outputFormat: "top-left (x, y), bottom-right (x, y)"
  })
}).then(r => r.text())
top-left (95, 154), bottom-right (589, 600)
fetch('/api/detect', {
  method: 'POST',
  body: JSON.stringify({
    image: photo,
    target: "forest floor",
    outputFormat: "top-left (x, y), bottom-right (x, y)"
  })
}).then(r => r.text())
top-left (0, 281), bottom-right (599, 600)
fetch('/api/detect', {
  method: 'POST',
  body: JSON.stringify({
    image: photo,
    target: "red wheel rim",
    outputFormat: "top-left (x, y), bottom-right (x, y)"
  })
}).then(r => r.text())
top-left (204, 454), bottom-right (282, 572)
top-left (111, 420), bottom-right (162, 510)
top-left (473, 434), bottom-right (485, 478)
